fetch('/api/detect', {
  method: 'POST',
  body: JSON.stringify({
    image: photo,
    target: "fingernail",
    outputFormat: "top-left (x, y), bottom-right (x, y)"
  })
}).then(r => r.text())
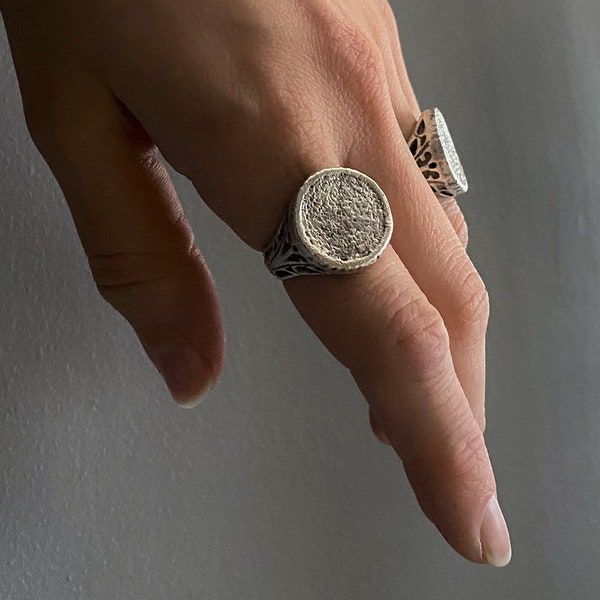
top-left (479, 495), bottom-right (512, 567)
top-left (145, 343), bottom-right (215, 408)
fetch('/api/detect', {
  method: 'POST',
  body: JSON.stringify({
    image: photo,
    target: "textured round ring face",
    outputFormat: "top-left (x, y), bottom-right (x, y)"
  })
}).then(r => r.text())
top-left (296, 168), bottom-right (393, 269)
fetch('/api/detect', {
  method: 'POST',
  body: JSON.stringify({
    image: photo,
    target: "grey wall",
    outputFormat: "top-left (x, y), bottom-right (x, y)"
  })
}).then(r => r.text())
top-left (1, 1), bottom-right (599, 598)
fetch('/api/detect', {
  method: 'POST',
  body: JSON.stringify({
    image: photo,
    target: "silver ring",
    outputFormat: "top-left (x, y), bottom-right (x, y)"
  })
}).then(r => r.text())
top-left (407, 107), bottom-right (468, 198)
top-left (263, 167), bottom-right (393, 280)
top-left (263, 108), bottom-right (467, 281)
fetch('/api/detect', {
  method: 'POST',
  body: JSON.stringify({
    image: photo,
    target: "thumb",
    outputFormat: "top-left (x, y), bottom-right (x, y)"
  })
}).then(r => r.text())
top-left (24, 78), bottom-right (225, 407)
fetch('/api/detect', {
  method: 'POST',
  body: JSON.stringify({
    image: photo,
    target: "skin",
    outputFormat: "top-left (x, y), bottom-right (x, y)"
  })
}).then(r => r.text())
top-left (0, 0), bottom-right (511, 566)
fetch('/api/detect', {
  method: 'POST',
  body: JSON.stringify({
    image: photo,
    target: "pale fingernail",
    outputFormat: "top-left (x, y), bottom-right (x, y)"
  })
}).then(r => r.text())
top-left (479, 495), bottom-right (512, 567)
top-left (145, 343), bottom-right (215, 408)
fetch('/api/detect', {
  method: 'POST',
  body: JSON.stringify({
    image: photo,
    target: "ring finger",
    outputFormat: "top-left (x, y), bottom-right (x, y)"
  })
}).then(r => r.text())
top-left (365, 92), bottom-right (486, 448)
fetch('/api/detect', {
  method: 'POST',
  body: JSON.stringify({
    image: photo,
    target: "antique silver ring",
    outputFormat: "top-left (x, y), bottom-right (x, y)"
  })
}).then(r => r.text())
top-left (263, 108), bottom-right (467, 280)
top-left (407, 107), bottom-right (468, 198)
top-left (263, 167), bottom-right (393, 280)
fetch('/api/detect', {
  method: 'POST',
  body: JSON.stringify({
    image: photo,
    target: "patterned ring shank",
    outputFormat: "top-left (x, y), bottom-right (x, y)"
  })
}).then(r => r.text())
top-left (407, 107), bottom-right (468, 198)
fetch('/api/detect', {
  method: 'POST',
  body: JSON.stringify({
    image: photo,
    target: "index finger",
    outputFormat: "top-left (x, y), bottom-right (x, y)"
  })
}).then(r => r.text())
top-left (284, 246), bottom-right (511, 566)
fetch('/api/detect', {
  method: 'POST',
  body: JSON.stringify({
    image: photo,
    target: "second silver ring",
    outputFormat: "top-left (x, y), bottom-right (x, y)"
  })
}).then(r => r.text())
top-left (406, 107), bottom-right (468, 199)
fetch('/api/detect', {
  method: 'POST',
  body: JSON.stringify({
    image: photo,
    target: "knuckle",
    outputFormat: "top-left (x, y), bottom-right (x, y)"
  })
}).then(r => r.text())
top-left (369, 408), bottom-right (391, 446)
top-left (479, 413), bottom-right (487, 434)
top-left (324, 19), bottom-right (388, 107)
top-left (89, 251), bottom-right (180, 303)
top-left (450, 269), bottom-right (490, 334)
top-left (387, 296), bottom-right (450, 379)
top-left (454, 215), bottom-right (469, 248)
top-left (447, 428), bottom-right (489, 481)
top-left (23, 101), bottom-right (61, 153)
top-left (381, 1), bottom-right (400, 36)
top-left (24, 103), bottom-right (87, 165)
top-left (439, 197), bottom-right (469, 248)
top-left (380, 0), bottom-right (395, 21)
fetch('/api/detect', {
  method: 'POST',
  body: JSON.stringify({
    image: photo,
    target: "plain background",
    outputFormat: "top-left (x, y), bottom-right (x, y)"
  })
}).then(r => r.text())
top-left (1, 1), bottom-right (599, 598)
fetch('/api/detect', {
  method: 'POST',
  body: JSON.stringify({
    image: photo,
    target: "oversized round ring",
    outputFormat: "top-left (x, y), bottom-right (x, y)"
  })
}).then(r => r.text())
top-left (263, 167), bottom-right (393, 280)
top-left (407, 107), bottom-right (468, 198)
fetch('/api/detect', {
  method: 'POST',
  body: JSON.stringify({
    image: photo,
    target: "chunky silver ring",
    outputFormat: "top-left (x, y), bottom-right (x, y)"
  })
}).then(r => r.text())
top-left (263, 108), bottom-right (467, 281)
top-left (263, 167), bottom-right (393, 280)
top-left (407, 107), bottom-right (468, 198)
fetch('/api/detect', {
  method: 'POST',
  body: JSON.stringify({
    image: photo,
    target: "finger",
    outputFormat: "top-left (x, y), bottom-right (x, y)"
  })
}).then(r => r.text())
top-left (370, 10), bottom-right (470, 444)
top-left (24, 74), bottom-right (225, 407)
top-left (361, 87), bottom-right (488, 433)
top-left (368, 188), bottom-right (469, 445)
top-left (284, 248), bottom-right (510, 566)
top-left (381, 2), bottom-right (421, 125)
top-left (379, 10), bottom-right (487, 432)
top-left (368, 3), bottom-right (416, 139)
top-left (368, 401), bottom-right (392, 445)
top-left (370, 107), bottom-right (470, 444)
top-left (436, 194), bottom-right (469, 249)
top-left (378, 9), bottom-right (470, 249)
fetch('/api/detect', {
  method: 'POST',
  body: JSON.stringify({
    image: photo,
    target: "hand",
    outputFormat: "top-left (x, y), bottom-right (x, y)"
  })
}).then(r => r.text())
top-left (0, 0), bottom-right (511, 565)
